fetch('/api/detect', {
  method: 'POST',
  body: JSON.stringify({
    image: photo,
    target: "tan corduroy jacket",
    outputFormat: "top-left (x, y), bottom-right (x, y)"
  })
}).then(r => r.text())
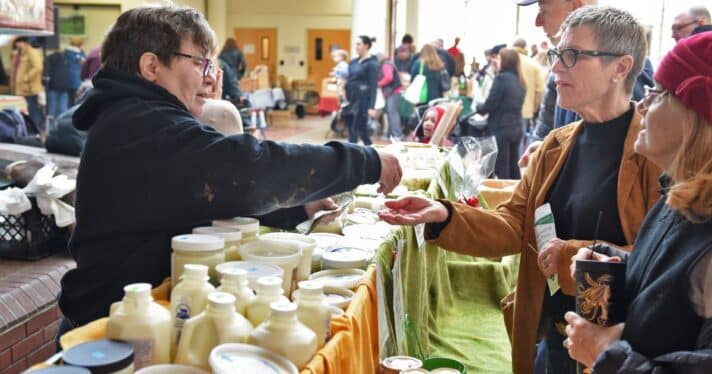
top-left (427, 110), bottom-right (661, 374)
top-left (13, 45), bottom-right (44, 97)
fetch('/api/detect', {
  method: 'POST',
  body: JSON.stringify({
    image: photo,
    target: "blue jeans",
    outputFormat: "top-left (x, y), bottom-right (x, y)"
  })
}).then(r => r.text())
top-left (47, 90), bottom-right (69, 119)
top-left (385, 93), bottom-right (403, 138)
top-left (25, 95), bottom-right (45, 131)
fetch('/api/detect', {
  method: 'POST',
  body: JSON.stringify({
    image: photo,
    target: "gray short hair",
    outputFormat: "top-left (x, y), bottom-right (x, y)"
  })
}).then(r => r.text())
top-left (102, 4), bottom-right (217, 76)
top-left (560, 6), bottom-right (646, 95)
top-left (689, 6), bottom-right (711, 24)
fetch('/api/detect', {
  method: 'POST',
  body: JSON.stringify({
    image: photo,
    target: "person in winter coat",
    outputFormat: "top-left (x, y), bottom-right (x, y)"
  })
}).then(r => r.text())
top-left (56, 5), bottom-right (402, 337)
top-left (11, 37), bottom-right (44, 130)
top-left (344, 35), bottom-right (379, 145)
top-left (219, 38), bottom-right (247, 80)
top-left (376, 54), bottom-right (403, 139)
top-left (475, 48), bottom-right (525, 179)
top-left (565, 31), bottom-right (712, 374)
top-left (410, 44), bottom-right (449, 105)
top-left (377, 7), bottom-right (662, 374)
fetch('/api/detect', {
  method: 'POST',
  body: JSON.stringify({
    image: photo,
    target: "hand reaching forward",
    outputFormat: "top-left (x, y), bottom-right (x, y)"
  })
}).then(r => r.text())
top-left (378, 196), bottom-right (449, 226)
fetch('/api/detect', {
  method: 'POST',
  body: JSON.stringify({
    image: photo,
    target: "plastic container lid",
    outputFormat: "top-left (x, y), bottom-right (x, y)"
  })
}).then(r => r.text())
top-left (381, 356), bottom-right (423, 371)
top-left (342, 223), bottom-right (393, 241)
top-left (209, 343), bottom-right (298, 374)
top-left (123, 283), bottom-right (152, 300)
top-left (215, 261), bottom-right (284, 291)
top-left (172, 234), bottom-right (225, 252)
top-left (212, 217), bottom-right (260, 233)
top-left (321, 247), bottom-right (371, 269)
top-left (261, 232), bottom-right (316, 249)
top-left (308, 233), bottom-right (345, 250)
top-left (257, 276), bottom-right (284, 293)
top-left (219, 267), bottom-right (249, 284)
top-left (269, 301), bottom-right (297, 319)
top-left (421, 357), bottom-right (466, 373)
top-left (193, 226), bottom-right (242, 242)
top-left (322, 286), bottom-right (354, 309)
top-left (135, 364), bottom-right (209, 374)
top-left (30, 367), bottom-right (92, 374)
top-left (308, 268), bottom-right (367, 289)
top-left (296, 280), bottom-right (323, 297)
top-left (182, 264), bottom-right (209, 279)
top-left (62, 340), bottom-right (134, 374)
top-left (209, 291), bottom-right (237, 310)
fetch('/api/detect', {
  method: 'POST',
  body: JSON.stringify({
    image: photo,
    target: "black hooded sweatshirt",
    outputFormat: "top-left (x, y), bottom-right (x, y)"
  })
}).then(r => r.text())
top-left (59, 69), bottom-right (381, 324)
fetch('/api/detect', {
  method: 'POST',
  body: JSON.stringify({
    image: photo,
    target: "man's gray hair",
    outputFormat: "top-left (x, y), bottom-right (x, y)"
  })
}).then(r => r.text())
top-left (560, 6), bottom-right (647, 95)
top-left (689, 6), bottom-right (711, 24)
top-left (513, 37), bottom-right (527, 49)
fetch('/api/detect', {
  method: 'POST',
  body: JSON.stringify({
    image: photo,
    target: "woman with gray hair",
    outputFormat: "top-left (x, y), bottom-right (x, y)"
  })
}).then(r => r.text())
top-left (378, 6), bottom-right (661, 373)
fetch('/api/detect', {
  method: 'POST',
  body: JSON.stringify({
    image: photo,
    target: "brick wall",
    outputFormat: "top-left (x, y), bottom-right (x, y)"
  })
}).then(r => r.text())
top-left (0, 304), bottom-right (62, 374)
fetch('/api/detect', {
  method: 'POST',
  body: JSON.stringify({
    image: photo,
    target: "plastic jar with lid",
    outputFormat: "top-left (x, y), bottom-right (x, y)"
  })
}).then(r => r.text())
top-left (62, 339), bottom-right (135, 374)
top-left (212, 217), bottom-right (259, 244)
top-left (192, 226), bottom-right (242, 261)
top-left (171, 234), bottom-right (225, 287)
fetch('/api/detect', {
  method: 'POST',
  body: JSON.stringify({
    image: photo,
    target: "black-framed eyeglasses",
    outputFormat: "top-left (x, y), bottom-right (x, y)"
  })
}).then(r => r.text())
top-left (671, 20), bottom-right (698, 32)
top-left (173, 51), bottom-right (215, 77)
top-left (547, 48), bottom-right (625, 68)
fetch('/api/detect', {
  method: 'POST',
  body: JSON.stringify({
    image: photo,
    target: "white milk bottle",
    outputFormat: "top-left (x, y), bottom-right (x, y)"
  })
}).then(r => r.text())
top-left (106, 283), bottom-right (171, 368)
top-left (248, 301), bottom-right (317, 369)
top-left (174, 292), bottom-right (253, 370)
top-left (246, 276), bottom-right (289, 326)
top-left (170, 264), bottom-right (215, 356)
top-left (294, 280), bottom-right (342, 347)
top-left (216, 268), bottom-right (255, 316)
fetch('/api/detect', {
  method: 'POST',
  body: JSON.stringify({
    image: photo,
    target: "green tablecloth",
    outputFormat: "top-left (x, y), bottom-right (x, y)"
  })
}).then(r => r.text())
top-left (376, 162), bottom-right (519, 373)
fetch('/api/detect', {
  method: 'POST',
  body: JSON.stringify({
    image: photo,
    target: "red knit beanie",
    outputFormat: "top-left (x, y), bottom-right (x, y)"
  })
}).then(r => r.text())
top-left (654, 32), bottom-right (712, 125)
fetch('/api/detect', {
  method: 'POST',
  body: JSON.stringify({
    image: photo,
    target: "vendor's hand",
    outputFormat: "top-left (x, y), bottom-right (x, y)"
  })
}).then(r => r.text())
top-left (569, 247), bottom-right (622, 280)
top-left (304, 198), bottom-right (339, 223)
top-left (376, 151), bottom-right (402, 194)
top-left (518, 140), bottom-right (542, 168)
top-left (378, 196), bottom-right (449, 225)
top-left (368, 109), bottom-right (380, 119)
top-left (537, 238), bottom-right (566, 278)
top-left (564, 311), bottom-right (624, 368)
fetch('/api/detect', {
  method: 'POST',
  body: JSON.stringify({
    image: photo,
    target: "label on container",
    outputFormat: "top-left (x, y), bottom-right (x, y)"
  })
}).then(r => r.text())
top-left (534, 203), bottom-right (560, 295)
top-left (127, 339), bottom-right (154, 369)
top-left (173, 295), bottom-right (193, 343)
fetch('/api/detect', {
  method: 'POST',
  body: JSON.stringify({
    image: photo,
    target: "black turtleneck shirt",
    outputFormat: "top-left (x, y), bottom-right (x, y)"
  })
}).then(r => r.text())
top-left (540, 104), bottom-right (633, 331)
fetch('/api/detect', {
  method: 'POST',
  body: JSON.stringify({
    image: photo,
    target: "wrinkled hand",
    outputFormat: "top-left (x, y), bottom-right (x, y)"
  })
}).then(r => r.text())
top-left (518, 140), bottom-right (542, 168)
top-left (368, 109), bottom-right (380, 119)
top-left (304, 198), bottom-right (339, 223)
top-left (564, 311), bottom-right (624, 368)
top-left (537, 238), bottom-right (566, 278)
top-left (569, 247), bottom-right (622, 280)
top-left (378, 196), bottom-right (449, 226)
top-left (376, 151), bottom-right (402, 194)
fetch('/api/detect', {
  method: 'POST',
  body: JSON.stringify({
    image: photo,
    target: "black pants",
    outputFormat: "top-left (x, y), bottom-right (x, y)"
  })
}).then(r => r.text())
top-left (345, 100), bottom-right (372, 145)
top-left (494, 128), bottom-right (523, 179)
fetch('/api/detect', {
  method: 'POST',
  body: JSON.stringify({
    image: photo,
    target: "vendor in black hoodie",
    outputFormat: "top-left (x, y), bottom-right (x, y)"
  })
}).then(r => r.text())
top-left (57, 5), bottom-right (401, 331)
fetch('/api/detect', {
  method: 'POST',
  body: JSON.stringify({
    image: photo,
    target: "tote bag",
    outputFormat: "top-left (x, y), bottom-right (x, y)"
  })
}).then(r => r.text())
top-left (403, 62), bottom-right (428, 104)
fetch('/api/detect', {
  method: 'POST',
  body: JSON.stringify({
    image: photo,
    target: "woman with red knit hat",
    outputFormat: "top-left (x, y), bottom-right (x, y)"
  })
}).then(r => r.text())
top-left (565, 32), bottom-right (712, 372)
top-left (416, 106), bottom-right (445, 143)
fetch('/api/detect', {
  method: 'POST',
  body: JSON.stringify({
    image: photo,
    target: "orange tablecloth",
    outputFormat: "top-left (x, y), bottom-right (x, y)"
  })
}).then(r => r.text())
top-left (55, 267), bottom-right (380, 374)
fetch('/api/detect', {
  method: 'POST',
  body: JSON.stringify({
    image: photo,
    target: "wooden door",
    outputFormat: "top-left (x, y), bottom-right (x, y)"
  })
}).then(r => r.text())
top-left (233, 28), bottom-right (278, 82)
top-left (306, 29), bottom-right (352, 87)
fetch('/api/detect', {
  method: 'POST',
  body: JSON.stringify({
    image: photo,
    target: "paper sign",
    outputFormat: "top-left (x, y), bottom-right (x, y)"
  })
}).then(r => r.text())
top-left (534, 203), bottom-right (561, 295)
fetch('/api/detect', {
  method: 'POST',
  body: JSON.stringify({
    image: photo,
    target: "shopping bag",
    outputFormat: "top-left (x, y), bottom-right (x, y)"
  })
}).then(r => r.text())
top-left (403, 63), bottom-right (428, 104)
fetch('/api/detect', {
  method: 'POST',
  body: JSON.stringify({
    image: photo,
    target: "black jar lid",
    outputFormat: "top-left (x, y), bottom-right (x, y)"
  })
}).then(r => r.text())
top-left (29, 367), bottom-right (92, 374)
top-left (62, 339), bottom-right (134, 374)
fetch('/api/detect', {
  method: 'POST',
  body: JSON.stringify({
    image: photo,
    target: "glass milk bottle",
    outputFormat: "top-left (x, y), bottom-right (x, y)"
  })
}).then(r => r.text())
top-left (248, 301), bottom-right (317, 369)
top-left (170, 264), bottom-right (215, 355)
top-left (246, 276), bottom-right (289, 326)
top-left (171, 234), bottom-right (225, 287)
top-left (106, 283), bottom-right (171, 369)
top-left (175, 292), bottom-right (253, 370)
top-left (294, 280), bottom-right (342, 347)
top-left (216, 268), bottom-right (256, 316)
top-left (193, 226), bottom-right (242, 262)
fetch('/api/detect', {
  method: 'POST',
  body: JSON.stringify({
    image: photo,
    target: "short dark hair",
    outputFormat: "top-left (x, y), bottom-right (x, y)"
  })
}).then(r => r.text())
top-left (358, 35), bottom-right (375, 49)
top-left (402, 34), bottom-right (414, 44)
top-left (101, 5), bottom-right (216, 76)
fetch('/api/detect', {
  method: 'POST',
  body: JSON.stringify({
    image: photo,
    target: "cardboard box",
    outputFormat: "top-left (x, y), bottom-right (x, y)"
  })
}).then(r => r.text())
top-left (269, 110), bottom-right (296, 128)
top-left (321, 78), bottom-right (340, 98)
top-left (239, 78), bottom-right (258, 93)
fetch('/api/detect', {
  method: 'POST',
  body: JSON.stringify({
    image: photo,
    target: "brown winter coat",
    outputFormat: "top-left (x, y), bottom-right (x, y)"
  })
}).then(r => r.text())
top-left (427, 110), bottom-right (661, 374)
